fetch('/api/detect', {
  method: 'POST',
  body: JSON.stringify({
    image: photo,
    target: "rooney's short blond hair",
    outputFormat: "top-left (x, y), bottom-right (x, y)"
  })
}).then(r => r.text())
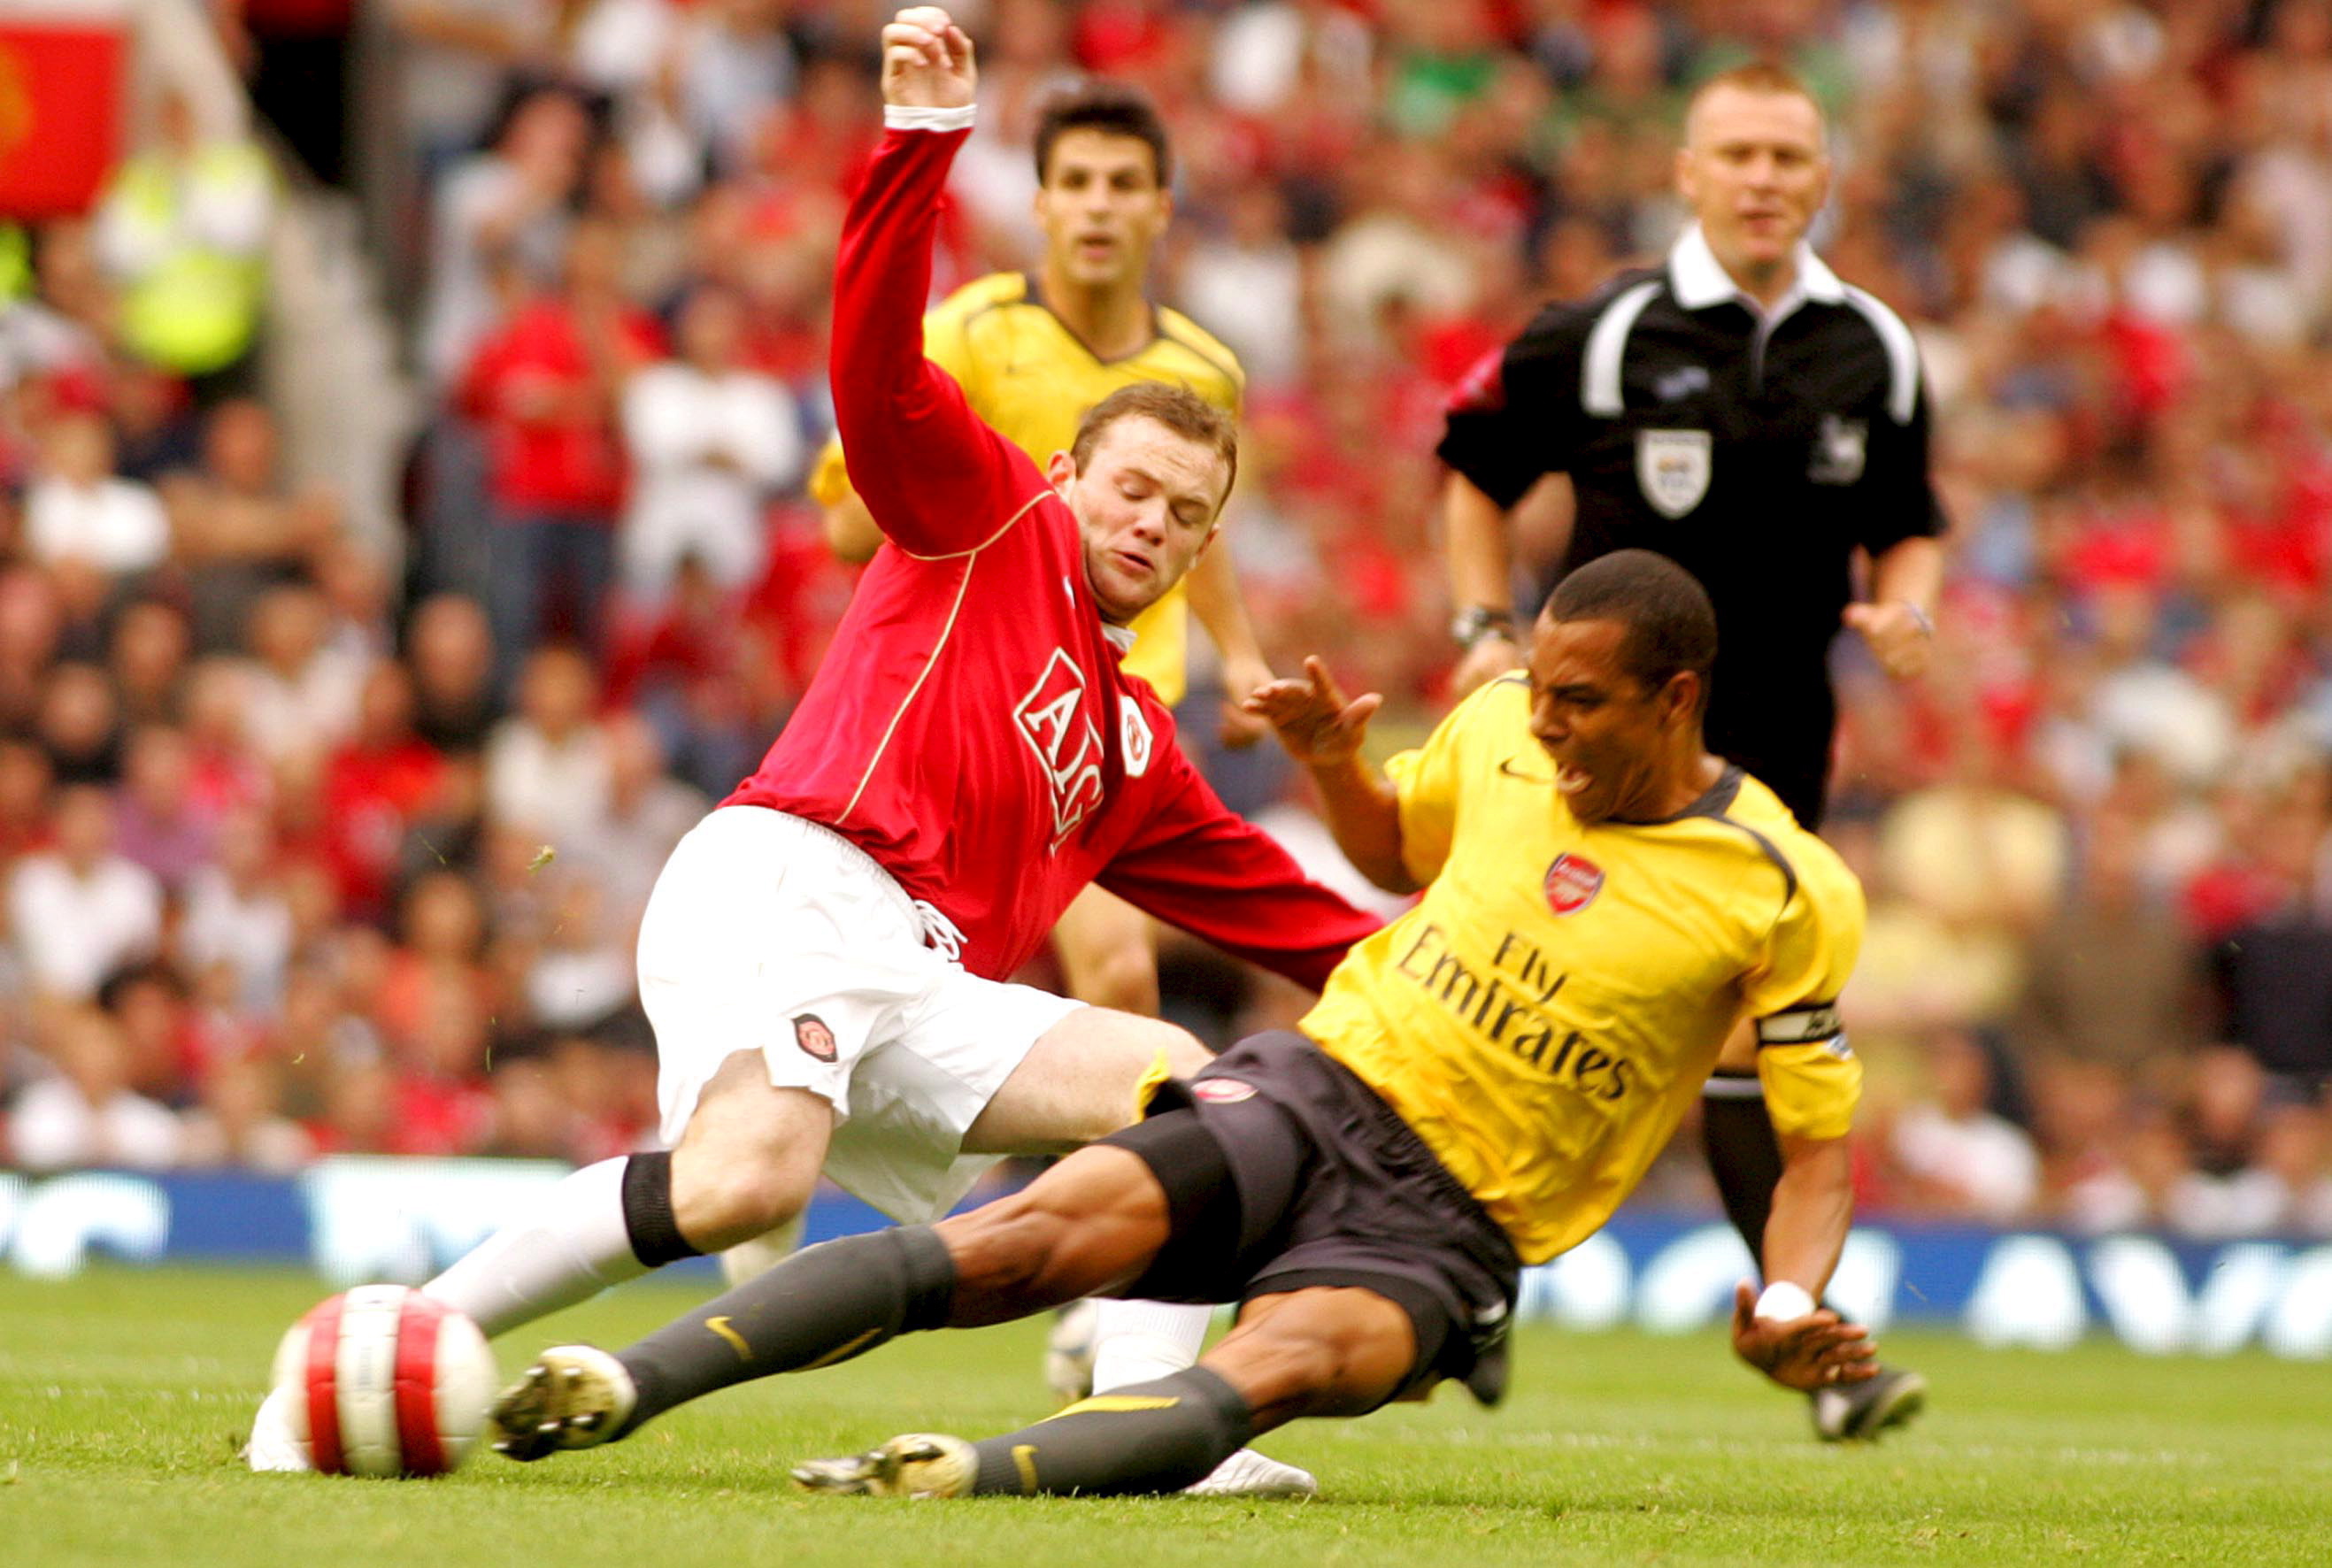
top-left (1070, 382), bottom-right (1239, 506)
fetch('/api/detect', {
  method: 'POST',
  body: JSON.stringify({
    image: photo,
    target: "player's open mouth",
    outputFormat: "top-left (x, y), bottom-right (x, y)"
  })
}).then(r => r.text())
top-left (1557, 765), bottom-right (1592, 795)
top-left (1112, 549), bottom-right (1151, 576)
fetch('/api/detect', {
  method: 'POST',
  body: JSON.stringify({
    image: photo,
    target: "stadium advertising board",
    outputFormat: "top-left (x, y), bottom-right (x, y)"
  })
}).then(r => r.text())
top-left (4, 1159), bottom-right (2331, 1360)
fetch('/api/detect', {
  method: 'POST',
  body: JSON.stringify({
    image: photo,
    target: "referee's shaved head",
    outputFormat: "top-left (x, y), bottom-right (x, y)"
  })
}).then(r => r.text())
top-left (1543, 551), bottom-right (1718, 712)
top-left (1682, 62), bottom-right (1827, 147)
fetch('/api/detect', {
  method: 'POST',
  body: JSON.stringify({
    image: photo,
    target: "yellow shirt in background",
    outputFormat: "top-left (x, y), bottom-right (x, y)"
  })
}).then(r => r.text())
top-left (812, 272), bottom-right (1244, 705)
top-left (1301, 678), bottom-right (1867, 1263)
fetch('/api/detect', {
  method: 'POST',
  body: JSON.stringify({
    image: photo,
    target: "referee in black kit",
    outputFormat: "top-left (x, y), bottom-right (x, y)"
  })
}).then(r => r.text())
top-left (1437, 61), bottom-right (1942, 1443)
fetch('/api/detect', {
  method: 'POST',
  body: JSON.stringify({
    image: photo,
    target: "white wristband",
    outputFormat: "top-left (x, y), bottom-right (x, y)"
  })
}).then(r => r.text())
top-left (1754, 1281), bottom-right (1818, 1322)
top-left (884, 103), bottom-right (976, 132)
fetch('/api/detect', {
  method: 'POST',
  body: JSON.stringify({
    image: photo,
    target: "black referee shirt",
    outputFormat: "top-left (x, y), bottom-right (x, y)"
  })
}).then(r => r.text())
top-left (1438, 225), bottom-right (1945, 815)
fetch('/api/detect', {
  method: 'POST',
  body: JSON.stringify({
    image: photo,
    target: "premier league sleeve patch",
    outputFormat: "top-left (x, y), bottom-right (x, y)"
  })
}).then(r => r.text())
top-left (1808, 414), bottom-right (1866, 485)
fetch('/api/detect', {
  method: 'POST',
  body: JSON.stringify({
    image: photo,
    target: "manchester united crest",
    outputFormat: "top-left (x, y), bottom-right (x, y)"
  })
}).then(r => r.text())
top-left (792, 1013), bottom-right (838, 1063)
top-left (1543, 853), bottom-right (1605, 916)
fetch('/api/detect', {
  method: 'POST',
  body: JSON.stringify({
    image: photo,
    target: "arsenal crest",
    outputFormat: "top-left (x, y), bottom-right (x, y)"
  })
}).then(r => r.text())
top-left (792, 1013), bottom-right (838, 1063)
top-left (1544, 853), bottom-right (1604, 916)
top-left (1635, 427), bottom-right (1712, 518)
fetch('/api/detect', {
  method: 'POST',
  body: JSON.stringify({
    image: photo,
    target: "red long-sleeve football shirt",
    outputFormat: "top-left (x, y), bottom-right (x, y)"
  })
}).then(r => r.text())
top-left (724, 121), bottom-right (1379, 989)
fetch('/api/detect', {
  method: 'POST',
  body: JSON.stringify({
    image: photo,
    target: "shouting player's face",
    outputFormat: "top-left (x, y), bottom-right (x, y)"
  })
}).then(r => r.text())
top-left (1035, 128), bottom-right (1171, 293)
top-left (1525, 615), bottom-right (1698, 826)
top-left (1051, 415), bottom-right (1228, 624)
top-left (1676, 84), bottom-right (1829, 286)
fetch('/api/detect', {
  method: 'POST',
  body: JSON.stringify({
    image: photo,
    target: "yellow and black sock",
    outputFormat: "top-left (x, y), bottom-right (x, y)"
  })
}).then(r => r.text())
top-left (969, 1367), bottom-right (1252, 1495)
top-left (618, 1226), bottom-right (954, 1434)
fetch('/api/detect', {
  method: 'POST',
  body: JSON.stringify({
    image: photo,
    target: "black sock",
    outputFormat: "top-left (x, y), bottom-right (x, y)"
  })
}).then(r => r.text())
top-left (620, 1151), bottom-right (702, 1267)
top-left (968, 1367), bottom-right (1254, 1495)
top-left (1702, 1073), bottom-right (1783, 1272)
top-left (618, 1226), bottom-right (955, 1434)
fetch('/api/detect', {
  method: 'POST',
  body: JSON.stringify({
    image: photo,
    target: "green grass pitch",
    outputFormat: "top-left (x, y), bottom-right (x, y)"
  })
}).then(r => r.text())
top-left (4, 1266), bottom-right (2328, 1567)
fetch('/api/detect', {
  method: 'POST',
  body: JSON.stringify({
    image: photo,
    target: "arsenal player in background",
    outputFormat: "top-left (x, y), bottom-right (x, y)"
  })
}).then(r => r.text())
top-left (248, 3), bottom-right (1382, 1489)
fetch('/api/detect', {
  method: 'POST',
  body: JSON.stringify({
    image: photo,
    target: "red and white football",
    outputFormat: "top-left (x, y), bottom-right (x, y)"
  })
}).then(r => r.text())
top-left (268, 1286), bottom-right (498, 1477)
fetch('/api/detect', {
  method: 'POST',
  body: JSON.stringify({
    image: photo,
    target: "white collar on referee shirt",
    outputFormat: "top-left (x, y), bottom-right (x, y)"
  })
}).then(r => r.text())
top-left (1666, 221), bottom-right (1844, 329)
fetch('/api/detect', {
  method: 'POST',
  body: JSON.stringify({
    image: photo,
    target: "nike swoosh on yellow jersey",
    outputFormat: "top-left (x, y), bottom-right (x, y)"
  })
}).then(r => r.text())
top-left (1497, 757), bottom-right (1554, 783)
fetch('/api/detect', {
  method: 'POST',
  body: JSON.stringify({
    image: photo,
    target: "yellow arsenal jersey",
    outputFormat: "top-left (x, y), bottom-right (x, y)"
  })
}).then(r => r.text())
top-left (1300, 677), bottom-right (1866, 1264)
top-left (812, 272), bottom-right (1245, 705)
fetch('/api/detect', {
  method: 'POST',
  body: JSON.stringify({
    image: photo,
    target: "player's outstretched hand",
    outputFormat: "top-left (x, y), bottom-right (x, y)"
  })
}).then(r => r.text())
top-left (1244, 655), bottom-right (1382, 767)
top-left (881, 6), bottom-right (974, 110)
top-left (1728, 1281), bottom-right (1878, 1393)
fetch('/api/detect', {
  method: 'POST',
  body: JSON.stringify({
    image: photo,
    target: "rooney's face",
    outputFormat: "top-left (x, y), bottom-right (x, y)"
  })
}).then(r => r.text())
top-left (1057, 416), bottom-right (1228, 625)
top-left (1677, 86), bottom-right (1830, 280)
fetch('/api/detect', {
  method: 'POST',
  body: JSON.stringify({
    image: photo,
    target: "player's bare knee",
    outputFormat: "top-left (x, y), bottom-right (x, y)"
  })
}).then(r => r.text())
top-left (669, 1085), bottom-right (825, 1249)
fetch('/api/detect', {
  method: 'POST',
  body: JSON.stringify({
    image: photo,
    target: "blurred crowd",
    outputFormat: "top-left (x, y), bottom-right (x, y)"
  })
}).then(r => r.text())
top-left (4, 0), bottom-right (2332, 1245)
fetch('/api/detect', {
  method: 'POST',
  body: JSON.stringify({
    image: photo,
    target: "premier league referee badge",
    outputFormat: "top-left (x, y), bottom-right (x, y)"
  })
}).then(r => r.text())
top-left (1635, 428), bottom-right (1712, 518)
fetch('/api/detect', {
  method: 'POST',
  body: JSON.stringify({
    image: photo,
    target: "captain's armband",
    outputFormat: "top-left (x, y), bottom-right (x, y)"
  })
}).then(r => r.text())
top-left (1755, 999), bottom-right (1859, 1140)
top-left (1756, 1003), bottom-right (1843, 1049)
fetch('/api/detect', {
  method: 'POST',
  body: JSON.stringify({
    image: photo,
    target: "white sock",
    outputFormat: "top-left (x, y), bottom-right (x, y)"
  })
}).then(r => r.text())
top-left (421, 1157), bottom-right (646, 1339)
top-left (1089, 1297), bottom-right (1214, 1393)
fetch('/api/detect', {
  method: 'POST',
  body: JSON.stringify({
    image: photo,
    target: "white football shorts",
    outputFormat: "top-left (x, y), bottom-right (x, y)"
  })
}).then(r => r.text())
top-left (638, 805), bottom-right (1084, 1222)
